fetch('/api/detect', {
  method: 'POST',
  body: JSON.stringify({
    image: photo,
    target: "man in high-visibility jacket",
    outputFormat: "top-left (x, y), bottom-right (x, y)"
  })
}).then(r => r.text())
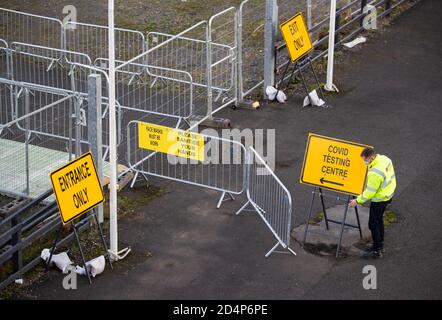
top-left (349, 147), bottom-right (396, 259)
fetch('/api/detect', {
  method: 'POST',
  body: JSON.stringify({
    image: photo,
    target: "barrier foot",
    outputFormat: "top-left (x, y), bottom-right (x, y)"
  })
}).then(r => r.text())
top-left (216, 192), bottom-right (235, 209)
top-left (108, 247), bottom-right (131, 262)
top-left (265, 242), bottom-right (297, 258)
top-left (235, 200), bottom-right (250, 215)
top-left (130, 171), bottom-right (139, 189)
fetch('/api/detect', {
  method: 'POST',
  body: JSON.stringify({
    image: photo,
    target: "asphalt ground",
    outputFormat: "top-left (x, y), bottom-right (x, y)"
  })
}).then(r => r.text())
top-left (15, 0), bottom-right (442, 299)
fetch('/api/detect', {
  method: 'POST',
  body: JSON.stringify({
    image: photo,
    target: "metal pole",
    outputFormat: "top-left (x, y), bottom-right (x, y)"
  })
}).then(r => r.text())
top-left (108, 0), bottom-right (118, 259)
top-left (306, 0), bottom-right (312, 30)
top-left (108, 0), bottom-right (130, 261)
top-left (88, 74), bottom-right (104, 223)
top-left (264, 0), bottom-right (277, 96)
top-left (206, 24), bottom-right (213, 120)
top-left (24, 89), bottom-right (30, 196)
top-left (324, 0), bottom-right (339, 92)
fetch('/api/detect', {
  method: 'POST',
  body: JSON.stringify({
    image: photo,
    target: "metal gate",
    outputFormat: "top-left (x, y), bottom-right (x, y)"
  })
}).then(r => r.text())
top-left (237, 147), bottom-right (296, 257)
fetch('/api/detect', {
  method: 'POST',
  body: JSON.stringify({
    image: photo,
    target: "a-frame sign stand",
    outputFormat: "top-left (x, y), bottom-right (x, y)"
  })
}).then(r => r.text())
top-left (299, 134), bottom-right (372, 258)
top-left (302, 187), bottom-right (362, 258)
top-left (46, 209), bottom-right (113, 285)
top-left (47, 152), bottom-right (113, 284)
top-left (277, 12), bottom-right (327, 108)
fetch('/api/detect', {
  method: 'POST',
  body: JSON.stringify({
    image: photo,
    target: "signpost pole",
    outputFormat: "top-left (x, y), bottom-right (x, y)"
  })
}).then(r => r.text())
top-left (335, 195), bottom-right (351, 258)
top-left (318, 188), bottom-right (330, 230)
top-left (92, 212), bottom-right (113, 269)
top-left (72, 221), bottom-right (92, 284)
top-left (302, 187), bottom-right (316, 246)
top-left (45, 225), bottom-right (63, 271)
top-left (353, 196), bottom-right (363, 238)
top-left (296, 60), bottom-right (314, 107)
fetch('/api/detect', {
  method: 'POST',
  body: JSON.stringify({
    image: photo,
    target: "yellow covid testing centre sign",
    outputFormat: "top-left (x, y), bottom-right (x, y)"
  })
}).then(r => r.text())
top-left (300, 133), bottom-right (371, 195)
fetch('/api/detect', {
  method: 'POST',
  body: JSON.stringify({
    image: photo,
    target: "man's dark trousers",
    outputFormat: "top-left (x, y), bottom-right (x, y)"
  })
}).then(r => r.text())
top-left (368, 200), bottom-right (392, 251)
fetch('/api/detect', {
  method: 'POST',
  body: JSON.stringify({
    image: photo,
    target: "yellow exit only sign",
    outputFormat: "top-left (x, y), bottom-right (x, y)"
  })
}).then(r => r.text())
top-left (300, 133), bottom-right (371, 195)
top-left (50, 152), bottom-right (104, 224)
top-left (280, 12), bottom-right (313, 63)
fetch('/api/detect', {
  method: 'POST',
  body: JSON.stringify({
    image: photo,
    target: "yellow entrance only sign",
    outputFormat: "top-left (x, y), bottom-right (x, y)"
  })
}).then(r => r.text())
top-left (300, 133), bottom-right (372, 195)
top-left (50, 152), bottom-right (104, 224)
top-left (138, 122), bottom-right (205, 161)
top-left (280, 12), bottom-right (313, 63)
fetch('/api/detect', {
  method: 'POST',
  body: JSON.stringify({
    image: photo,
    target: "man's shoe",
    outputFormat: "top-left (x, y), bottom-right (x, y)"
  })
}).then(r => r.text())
top-left (362, 250), bottom-right (383, 259)
top-left (366, 244), bottom-right (386, 254)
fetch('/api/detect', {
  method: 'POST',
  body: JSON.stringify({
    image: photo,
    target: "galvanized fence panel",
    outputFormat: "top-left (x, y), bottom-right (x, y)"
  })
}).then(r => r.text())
top-left (0, 8), bottom-right (63, 49)
top-left (0, 81), bottom-right (13, 125)
top-left (238, 0), bottom-right (266, 99)
top-left (9, 42), bottom-right (92, 91)
top-left (0, 83), bottom-right (77, 198)
top-left (0, 39), bottom-right (10, 79)
top-left (95, 58), bottom-right (195, 120)
top-left (126, 120), bottom-right (247, 195)
top-left (237, 146), bottom-right (295, 257)
top-left (208, 7), bottom-right (238, 114)
top-left (65, 22), bottom-right (146, 63)
top-left (145, 21), bottom-right (209, 118)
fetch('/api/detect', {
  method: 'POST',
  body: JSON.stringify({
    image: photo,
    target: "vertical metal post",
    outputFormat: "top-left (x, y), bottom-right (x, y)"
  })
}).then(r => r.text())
top-left (206, 24), bottom-right (213, 119)
top-left (264, 0), bottom-right (277, 96)
top-left (324, 0), bottom-right (339, 92)
top-left (318, 188), bottom-right (330, 230)
top-left (336, 195), bottom-right (351, 258)
top-left (360, 0), bottom-right (368, 26)
top-left (108, 0), bottom-right (118, 259)
top-left (306, 0), bottom-right (312, 30)
top-left (237, 2), bottom-right (245, 102)
top-left (108, 0), bottom-right (129, 261)
top-left (11, 215), bottom-right (22, 278)
top-left (88, 74), bottom-right (104, 223)
top-left (385, 0), bottom-right (392, 18)
top-left (74, 97), bottom-right (81, 157)
top-left (302, 188), bottom-right (317, 245)
top-left (24, 89), bottom-right (30, 196)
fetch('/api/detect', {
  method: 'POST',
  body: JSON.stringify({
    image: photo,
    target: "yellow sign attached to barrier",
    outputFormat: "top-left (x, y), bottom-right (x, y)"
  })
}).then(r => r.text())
top-left (280, 13), bottom-right (313, 63)
top-left (300, 133), bottom-right (371, 195)
top-left (138, 122), bottom-right (205, 161)
top-left (50, 152), bottom-right (104, 225)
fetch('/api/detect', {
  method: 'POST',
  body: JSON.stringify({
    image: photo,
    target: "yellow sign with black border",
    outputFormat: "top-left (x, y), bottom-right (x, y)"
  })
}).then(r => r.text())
top-left (50, 152), bottom-right (104, 224)
top-left (138, 122), bottom-right (205, 161)
top-left (280, 12), bottom-right (313, 63)
top-left (300, 133), bottom-right (372, 195)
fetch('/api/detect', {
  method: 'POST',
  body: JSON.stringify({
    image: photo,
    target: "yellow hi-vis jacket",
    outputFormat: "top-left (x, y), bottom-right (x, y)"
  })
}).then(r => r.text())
top-left (356, 154), bottom-right (396, 204)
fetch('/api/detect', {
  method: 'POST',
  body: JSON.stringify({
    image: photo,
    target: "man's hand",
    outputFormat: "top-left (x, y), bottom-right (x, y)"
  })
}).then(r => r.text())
top-left (348, 199), bottom-right (358, 208)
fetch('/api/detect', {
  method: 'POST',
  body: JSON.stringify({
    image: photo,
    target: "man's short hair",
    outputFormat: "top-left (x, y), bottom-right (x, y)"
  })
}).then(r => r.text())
top-left (361, 147), bottom-right (375, 158)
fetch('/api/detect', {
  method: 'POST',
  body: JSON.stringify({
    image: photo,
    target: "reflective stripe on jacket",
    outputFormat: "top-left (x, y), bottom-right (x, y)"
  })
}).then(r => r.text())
top-left (356, 154), bottom-right (396, 204)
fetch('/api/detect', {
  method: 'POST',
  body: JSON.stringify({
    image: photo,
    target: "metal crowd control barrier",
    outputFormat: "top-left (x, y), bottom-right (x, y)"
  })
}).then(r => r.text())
top-left (236, 147), bottom-right (296, 258)
top-left (238, 0), bottom-right (266, 100)
top-left (207, 7), bottom-right (238, 116)
top-left (64, 21), bottom-right (146, 62)
top-left (9, 42), bottom-right (92, 91)
top-left (95, 57), bottom-right (195, 120)
top-left (0, 8), bottom-right (64, 49)
top-left (0, 79), bottom-right (77, 198)
top-left (126, 120), bottom-right (247, 204)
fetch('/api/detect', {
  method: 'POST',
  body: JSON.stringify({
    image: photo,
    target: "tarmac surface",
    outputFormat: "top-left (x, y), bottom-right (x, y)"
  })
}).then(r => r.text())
top-left (18, 0), bottom-right (442, 299)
